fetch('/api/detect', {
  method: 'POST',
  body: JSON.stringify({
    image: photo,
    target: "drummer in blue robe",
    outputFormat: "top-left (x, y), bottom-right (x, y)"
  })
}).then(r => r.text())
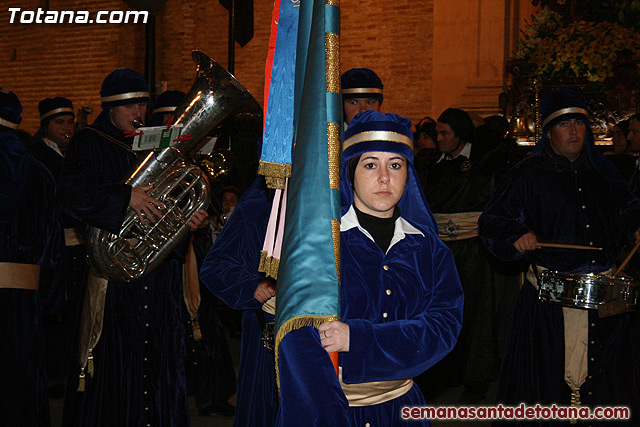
top-left (58, 69), bottom-right (207, 426)
top-left (1, 90), bottom-right (59, 426)
top-left (479, 89), bottom-right (640, 425)
top-left (276, 111), bottom-right (464, 426)
top-left (29, 96), bottom-right (86, 396)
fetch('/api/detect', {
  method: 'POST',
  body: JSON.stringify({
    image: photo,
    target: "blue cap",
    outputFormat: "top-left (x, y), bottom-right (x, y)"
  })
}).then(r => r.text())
top-left (100, 68), bottom-right (150, 110)
top-left (0, 90), bottom-right (22, 129)
top-left (340, 68), bottom-right (383, 102)
top-left (540, 89), bottom-right (589, 134)
top-left (39, 96), bottom-right (74, 127)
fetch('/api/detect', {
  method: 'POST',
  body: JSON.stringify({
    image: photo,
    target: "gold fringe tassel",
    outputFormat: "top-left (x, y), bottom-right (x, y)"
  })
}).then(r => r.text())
top-left (275, 315), bottom-right (340, 392)
top-left (87, 349), bottom-right (94, 377)
top-left (77, 367), bottom-right (86, 392)
top-left (258, 160), bottom-right (292, 189)
top-left (258, 250), bottom-right (269, 273)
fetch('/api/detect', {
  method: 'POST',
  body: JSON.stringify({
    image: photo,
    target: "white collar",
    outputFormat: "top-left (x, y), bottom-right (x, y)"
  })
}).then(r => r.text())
top-left (341, 205), bottom-right (423, 252)
top-left (436, 141), bottom-right (472, 163)
top-left (43, 137), bottom-right (64, 157)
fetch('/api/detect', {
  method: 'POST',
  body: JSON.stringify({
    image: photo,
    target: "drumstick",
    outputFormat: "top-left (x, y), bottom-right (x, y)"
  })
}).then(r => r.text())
top-left (614, 240), bottom-right (640, 276)
top-left (535, 242), bottom-right (603, 251)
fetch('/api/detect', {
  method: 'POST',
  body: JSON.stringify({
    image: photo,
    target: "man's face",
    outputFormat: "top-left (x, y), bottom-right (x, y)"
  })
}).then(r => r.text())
top-left (547, 118), bottom-right (586, 162)
top-left (222, 192), bottom-right (239, 215)
top-left (627, 119), bottom-right (640, 154)
top-left (45, 114), bottom-right (75, 151)
top-left (611, 125), bottom-right (628, 154)
top-left (435, 122), bottom-right (462, 155)
top-left (110, 103), bottom-right (147, 132)
top-left (343, 98), bottom-right (381, 124)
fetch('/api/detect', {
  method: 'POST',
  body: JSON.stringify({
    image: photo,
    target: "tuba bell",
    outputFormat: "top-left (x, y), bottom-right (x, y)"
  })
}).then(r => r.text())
top-left (86, 50), bottom-right (261, 282)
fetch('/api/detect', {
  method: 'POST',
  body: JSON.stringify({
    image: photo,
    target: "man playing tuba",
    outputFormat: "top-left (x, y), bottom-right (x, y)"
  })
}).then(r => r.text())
top-left (59, 68), bottom-right (207, 427)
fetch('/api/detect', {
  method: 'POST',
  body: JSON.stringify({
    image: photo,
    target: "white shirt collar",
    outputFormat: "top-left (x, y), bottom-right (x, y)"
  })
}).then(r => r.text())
top-left (436, 141), bottom-right (472, 163)
top-left (341, 205), bottom-right (424, 252)
top-left (43, 137), bottom-right (64, 158)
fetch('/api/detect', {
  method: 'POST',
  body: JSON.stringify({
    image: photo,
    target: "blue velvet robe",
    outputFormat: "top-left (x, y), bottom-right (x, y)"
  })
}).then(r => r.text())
top-left (1, 128), bottom-right (59, 427)
top-left (29, 135), bottom-right (87, 385)
top-left (276, 206), bottom-right (464, 426)
top-left (58, 120), bottom-right (190, 427)
top-left (199, 176), bottom-right (279, 427)
top-left (479, 148), bottom-right (640, 425)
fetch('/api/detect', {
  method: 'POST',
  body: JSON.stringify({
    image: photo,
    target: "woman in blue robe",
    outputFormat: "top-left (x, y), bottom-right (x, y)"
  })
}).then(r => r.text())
top-left (1, 90), bottom-right (59, 427)
top-left (58, 69), bottom-right (203, 426)
top-left (276, 110), bottom-right (464, 426)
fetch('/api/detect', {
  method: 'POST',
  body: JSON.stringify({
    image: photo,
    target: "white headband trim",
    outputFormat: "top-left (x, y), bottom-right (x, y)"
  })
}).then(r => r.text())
top-left (152, 106), bottom-right (177, 114)
top-left (342, 130), bottom-right (413, 151)
top-left (342, 87), bottom-right (383, 95)
top-left (101, 91), bottom-right (150, 103)
top-left (40, 107), bottom-right (74, 120)
top-left (0, 117), bottom-right (18, 129)
top-left (542, 107), bottom-right (589, 128)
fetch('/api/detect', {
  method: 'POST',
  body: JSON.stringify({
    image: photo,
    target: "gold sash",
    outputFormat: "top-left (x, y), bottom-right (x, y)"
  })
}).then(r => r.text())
top-left (338, 366), bottom-right (413, 406)
top-left (64, 228), bottom-right (84, 247)
top-left (0, 262), bottom-right (40, 290)
top-left (433, 212), bottom-right (481, 241)
top-left (526, 264), bottom-right (613, 413)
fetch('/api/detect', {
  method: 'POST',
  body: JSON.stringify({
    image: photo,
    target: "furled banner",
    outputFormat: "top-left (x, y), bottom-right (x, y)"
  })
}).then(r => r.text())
top-left (274, 0), bottom-right (341, 380)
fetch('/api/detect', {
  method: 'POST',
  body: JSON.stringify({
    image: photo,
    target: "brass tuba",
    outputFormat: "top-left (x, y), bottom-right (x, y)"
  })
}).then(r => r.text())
top-left (86, 50), bottom-right (261, 282)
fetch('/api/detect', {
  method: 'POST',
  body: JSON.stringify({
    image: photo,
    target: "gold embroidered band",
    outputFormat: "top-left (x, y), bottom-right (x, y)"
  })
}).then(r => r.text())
top-left (0, 117), bottom-right (18, 129)
top-left (342, 130), bottom-right (413, 151)
top-left (341, 87), bottom-right (383, 95)
top-left (542, 107), bottom-right (588, 129)
top-left (40, 107), bottom-right (74, 120)
top-left (101, 91), bottom-right (150, 103)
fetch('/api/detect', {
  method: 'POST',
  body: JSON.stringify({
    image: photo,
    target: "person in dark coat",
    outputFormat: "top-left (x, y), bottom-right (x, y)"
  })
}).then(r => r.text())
top-left (479, 89), bottom-right (640, 425)
top-left (199, 175), bottom-right (279, 427)
top-left (420, 108), bottom-right (520, 403)
top-left (1, 89), bottom-right (59, 426)
top-left (58, 68), bottom-right (207, 427)
top-left (29, 96), bottom-right (86, 398)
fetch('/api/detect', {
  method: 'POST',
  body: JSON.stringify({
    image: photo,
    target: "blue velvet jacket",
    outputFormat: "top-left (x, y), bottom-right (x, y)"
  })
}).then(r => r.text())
top-left (479, 148), bottom-right (640, 272)
top-left (276, 207), bottom-right (463, 426)
top-left (339, 206), bottom-right (464, 383)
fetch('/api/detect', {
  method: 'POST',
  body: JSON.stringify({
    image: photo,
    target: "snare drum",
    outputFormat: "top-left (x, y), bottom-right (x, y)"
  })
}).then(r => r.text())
top-left (538, 270), bottom-right (639, 310)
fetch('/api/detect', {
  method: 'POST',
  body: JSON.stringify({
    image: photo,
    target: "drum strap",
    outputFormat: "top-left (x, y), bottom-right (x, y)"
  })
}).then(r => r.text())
top-left (527, 264), bottom-right (613, 416)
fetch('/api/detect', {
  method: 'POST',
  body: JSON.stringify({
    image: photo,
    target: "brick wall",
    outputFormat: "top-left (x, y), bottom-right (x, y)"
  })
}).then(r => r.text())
top-left (1, 0), bottom-right (510, 135)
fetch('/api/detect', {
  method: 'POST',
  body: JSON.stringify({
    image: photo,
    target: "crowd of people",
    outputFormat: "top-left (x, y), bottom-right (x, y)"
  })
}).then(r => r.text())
top-left (2, 63), bottom-right (640, 427)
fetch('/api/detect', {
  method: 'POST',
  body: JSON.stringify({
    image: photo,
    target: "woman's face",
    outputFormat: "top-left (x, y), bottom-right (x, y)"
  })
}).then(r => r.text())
top-left (352, 151), bottom-right (408, 218)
